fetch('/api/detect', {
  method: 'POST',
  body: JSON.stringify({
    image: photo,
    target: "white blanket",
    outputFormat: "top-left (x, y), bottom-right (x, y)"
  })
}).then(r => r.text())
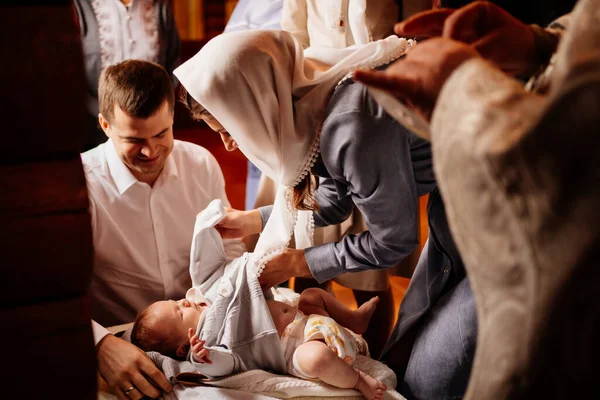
top-left (173, 356), bottom-right (405, 400)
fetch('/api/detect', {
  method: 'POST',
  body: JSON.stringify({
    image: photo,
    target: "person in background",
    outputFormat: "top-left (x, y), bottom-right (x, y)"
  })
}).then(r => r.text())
top-left (224, 0), bottom-right (284, 33)
top-left (73, 0), bottom-right (180, 150)
top-left (282, 0), bottom-right (400, 49)
top-left (82, 60), bottom-right (244, 400)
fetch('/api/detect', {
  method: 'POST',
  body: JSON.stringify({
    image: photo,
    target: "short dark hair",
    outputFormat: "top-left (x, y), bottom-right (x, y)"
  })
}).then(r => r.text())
top-left (98, 60), bottom-right (174, 122)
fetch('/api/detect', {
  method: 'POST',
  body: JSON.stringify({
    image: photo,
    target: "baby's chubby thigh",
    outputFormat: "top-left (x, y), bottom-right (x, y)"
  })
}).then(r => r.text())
top-left (266, 299), bottom-right (296, 336)
top-left (292, 340), bottom-right (347, 380)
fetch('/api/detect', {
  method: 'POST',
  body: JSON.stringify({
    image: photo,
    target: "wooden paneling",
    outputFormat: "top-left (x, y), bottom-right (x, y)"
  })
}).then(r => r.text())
top-left (173, 0), bottom-right (227, 40)
top-left (1, 3), bottom-right (96, 399)
top-left (173, 0), bottom-right (204, 39)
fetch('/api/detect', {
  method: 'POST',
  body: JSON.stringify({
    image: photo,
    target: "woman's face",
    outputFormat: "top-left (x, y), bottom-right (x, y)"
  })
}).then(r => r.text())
top-left (199, 111), bottom-right (239, 152)
top-left (184, 89), bottom-right (239, 151)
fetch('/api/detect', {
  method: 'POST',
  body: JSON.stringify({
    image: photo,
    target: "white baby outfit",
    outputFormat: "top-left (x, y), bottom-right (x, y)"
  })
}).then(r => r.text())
top-left (187, 199), bottom-right (369, 380)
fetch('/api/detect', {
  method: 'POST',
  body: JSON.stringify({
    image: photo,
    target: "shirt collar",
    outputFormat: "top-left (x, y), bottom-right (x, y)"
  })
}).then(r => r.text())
top-left (104, 139), bottom-right (139, 195)
top-left (160, 146), bottom-right (179, 182)
top-left (104, 139), bottom-right (179, 195)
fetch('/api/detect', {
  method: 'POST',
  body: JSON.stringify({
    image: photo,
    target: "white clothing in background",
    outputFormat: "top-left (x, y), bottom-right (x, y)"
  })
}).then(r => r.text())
top-left (281, 0), bottom-right (398, 49)
top-left (224, 0), bottom-right (283, 32)
top-left (83, 139), bottom-right (245, 343)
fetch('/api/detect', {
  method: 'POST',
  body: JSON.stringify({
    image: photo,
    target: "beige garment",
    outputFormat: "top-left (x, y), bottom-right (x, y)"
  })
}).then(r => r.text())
top-left (430, 0), bottom-right (600, 397)
top-left (250, 174), bottom-right (390, 291)
top-left (282, 0), bottom-right (398, 49)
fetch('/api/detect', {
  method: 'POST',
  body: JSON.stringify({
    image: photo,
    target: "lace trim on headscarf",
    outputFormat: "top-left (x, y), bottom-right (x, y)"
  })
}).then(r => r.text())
top-left (253, 188), bottom-right (299, 278)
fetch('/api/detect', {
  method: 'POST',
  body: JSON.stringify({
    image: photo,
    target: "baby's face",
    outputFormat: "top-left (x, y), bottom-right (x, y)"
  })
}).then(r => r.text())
top-left (148, 299), bottom-right (206, 345)
top-left (267, 300), bottom-right (295, 336)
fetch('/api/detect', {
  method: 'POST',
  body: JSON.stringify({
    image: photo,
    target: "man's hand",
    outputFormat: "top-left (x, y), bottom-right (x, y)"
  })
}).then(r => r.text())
top-left (97, 334), bottom-right (171, 400)
top-left (188, 328), bottom-right (212, 364)
top-left (258, 248), bottom-right (312, 289)
top-left (216, 208), bottom-right (262, 239)
top-left (396, 1), bottom-right (536, 76)
top-left (354, 38), bottom-right (478, 122)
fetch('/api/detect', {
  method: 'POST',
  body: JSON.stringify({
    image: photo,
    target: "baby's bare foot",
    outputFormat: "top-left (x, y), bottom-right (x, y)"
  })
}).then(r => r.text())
top-left (348, 296), bottom-right (379, 334)
top-left (355, 370), bottom-right (386, 400)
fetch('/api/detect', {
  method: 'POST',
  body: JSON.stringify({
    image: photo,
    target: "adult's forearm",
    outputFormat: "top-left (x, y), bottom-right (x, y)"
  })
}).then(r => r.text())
top-left (304, 232), bottom-right (418, 283)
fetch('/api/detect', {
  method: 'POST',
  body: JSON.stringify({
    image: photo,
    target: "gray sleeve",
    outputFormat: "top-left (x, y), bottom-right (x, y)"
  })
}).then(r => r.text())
top-left (313, 178), bottom-right (354, 227)
top-left (190, 346), bottom-right (241, 377)
top-left (258, 205), bottom-right (273, 229)
top-left (305, 109), bottom-right (422, 283)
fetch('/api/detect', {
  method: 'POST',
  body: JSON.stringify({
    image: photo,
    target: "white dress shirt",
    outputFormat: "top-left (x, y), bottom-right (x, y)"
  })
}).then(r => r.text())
top-left (281, 0), bottom-right (398, 49)
top-left (83, 139), bottom-right (245, 344)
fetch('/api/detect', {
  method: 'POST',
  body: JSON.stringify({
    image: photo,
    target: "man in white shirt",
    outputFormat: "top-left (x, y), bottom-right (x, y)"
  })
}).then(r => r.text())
top-left (82, 59), bottom-right (244, 399)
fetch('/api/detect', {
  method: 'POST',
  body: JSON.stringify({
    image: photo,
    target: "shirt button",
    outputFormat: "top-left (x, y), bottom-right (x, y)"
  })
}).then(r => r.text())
top-left (443, 266), bottom-right (450, 274)
top-left (126, 15), bottom-right (132, 21)
top-left (129, 38), bottom-right (136, 45)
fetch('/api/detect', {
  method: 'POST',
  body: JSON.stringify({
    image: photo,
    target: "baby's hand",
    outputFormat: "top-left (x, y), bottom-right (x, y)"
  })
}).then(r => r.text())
top-left (188, 328), bottom-right (212, 364)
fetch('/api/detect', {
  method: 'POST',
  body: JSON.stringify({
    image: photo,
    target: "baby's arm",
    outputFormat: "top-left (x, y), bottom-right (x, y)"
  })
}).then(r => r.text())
top-left (188, 328), bottom-right (243, 378)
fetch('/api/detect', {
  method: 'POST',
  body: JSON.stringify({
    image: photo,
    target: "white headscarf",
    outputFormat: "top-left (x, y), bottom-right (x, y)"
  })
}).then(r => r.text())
top-left (174, 30), bottom-right (412, 277)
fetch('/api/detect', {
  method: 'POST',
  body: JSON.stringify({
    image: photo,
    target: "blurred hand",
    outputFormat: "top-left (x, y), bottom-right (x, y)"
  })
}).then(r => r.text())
top-left (354, 38), bottom-right (478, 122)
top-left (258, 248), bottom-right (312, 289)
top-left (188, 329), bottom-right (212, 364)
top-left (216, 208), bottom-right (262, 239)
top-left (396, 1), bottom-right (536, 76)
top-left (97, 334), bottom-right (171, 400)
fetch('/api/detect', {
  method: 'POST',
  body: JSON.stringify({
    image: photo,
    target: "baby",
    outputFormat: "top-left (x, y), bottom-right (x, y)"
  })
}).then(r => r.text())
top-left (132, 287), bottom-right (387, 400)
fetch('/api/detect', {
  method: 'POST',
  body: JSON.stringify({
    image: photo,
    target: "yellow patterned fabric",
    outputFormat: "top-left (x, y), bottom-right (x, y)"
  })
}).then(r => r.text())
top-left (281, 311), bottom-right (368, 378)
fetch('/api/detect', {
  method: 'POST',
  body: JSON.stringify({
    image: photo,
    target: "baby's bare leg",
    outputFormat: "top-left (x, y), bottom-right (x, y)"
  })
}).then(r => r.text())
top-left (298, 288), bottom-right (379, 334)
top-left (294, 341), bottom-right (386, 400)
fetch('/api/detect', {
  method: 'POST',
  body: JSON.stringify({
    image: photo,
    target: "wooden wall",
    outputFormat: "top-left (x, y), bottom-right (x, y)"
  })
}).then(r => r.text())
top-left (1, 2), bottom-right (96, 399)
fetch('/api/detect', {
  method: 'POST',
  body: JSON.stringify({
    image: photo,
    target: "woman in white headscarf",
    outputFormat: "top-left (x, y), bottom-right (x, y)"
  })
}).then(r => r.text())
top-left (175, 30), bottom-right (476, 400)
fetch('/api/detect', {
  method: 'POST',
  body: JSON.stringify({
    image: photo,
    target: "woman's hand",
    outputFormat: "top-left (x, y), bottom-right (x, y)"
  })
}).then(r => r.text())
top-left (216, 208), bottom-right (263, 239)
top-left (396, 1), bottom-right (537, 77)
top-left (188, 328), bottom-right (212, 364)
top-left (258, 248), bottom-right (312, 289)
